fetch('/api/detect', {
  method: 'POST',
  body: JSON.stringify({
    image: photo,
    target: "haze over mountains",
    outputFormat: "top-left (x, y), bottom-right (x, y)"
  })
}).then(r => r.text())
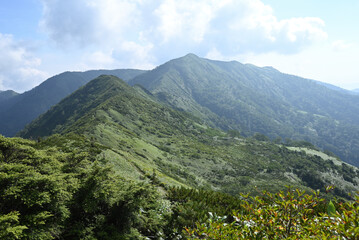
top-left (1, 54), bottom-right (359, 166)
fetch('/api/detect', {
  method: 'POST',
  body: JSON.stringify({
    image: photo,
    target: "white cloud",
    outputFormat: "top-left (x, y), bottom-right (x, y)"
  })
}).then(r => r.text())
top-left (237, 42), bottom-right (359, 90)
top-left (0, 33), bottom-right (48, 92)
top-left (81, 42), bottom-right (155, 70)
top-left (118, 41), bottom-right (155, 69)
top-left (331, 40), bottom-right (353, 51)
top-left (205, 47), bottom-right (227, 61)
top-left (39, 0), bottom-right (328, 66)
top-left (40, 0), bottom-right (141, 47)
top-left (210, 0), bottom-right (327, 54)
top-left (154, 0), bottom-right (214, 43)
top-left (85, 50), bottom-right (116, 69)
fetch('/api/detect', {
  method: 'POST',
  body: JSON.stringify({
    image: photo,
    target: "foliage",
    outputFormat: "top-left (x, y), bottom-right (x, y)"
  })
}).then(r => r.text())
top-left (185, 187), bottom-right (359, 239)
top-left (1, 134), bottom-right (359, 239)
top-left (0, 211), bottom-right (27, 239)
top-left (327, 200), bottom-right (336, 217)
top-left (0, 135), bottom-right (74, 239)
top-left (164, 187), bottom-right (242, 238)
top-left (0, 135), bottom-right (167, 239)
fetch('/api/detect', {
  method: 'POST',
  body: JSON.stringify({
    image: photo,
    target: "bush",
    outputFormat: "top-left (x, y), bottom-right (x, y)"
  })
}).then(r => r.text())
top-left (185, 187), bottom-right (359, 239)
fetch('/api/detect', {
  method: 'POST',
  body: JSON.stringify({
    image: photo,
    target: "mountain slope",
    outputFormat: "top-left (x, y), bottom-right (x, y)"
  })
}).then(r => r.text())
top-left (315, 81), bottom-right (358, 95)
top-left (0, 69), bottom-right (146, 137)
top-left (19, 75), bottom-right (359, 198)
top-left (0, 90), bottom-right (18, 102)
top-left (129, 54), bottom-right (359, 166)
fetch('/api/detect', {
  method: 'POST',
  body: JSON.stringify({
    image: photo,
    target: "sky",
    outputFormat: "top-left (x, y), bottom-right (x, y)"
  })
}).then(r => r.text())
top-left (0, 0), bottom-right (358, 92)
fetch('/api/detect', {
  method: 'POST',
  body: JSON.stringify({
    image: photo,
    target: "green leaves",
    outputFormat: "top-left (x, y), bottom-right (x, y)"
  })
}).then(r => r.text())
top-left (0, 136), bottom-right (80, 239)
top-left (0, 135), bottom-right (170, 239)
top-left (0, 212), bottom-right (27, 239)
top-left (327, 200), bottom-right (336, 217)
top-left (186, 188), bottom-right (359, 239)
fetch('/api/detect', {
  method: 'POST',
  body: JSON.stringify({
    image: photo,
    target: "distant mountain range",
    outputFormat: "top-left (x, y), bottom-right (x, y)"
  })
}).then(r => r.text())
top-left (315, 81), bottom-right (359, 95)
top-left (0, 69), bottom-right (145, 136)
top-left (3, 54), bottom-right (359, 239)
top-left (2, 53), bottom-right (359, 166)
top-left (19, 74), bottom-right (359, 198)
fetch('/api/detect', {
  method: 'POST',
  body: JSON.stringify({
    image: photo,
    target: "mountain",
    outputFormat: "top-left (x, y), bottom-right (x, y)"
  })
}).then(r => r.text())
top-left (19, 75), bottom-right (359, 198)
top-left (315, 81), bottom-right (358, 95)
top-left (0, 69), bottom-right (146, 137)
top-left (129, 53), bottom-right (359, 166)
top-left (352, 88), bottom-right (359, 93)
top-left (5, 74), bottom-right (359, 238)
top-left (0, 90), bottom-right (18, 102)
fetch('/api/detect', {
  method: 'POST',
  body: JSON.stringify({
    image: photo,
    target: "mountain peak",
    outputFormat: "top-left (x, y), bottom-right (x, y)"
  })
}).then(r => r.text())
top-left (183, 53), bottom-right (200, 58)
top-left (0, 90), bottom-right (19, 102)
top-left (19, 75), bottom-right (135, 138)
top-left (175, 53), bottom-right (203, 62)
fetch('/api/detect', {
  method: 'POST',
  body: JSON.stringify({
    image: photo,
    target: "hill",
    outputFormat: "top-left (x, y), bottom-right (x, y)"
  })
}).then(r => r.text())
top-left (315, 81), bottom-right (358, 95)
top-left (0, 69), bottom-right (146, 137)
top-left (9, 74), bottom-right (359, 238)
top-left (0, 90), bottom-right (18, 102)
top-left (4, 131), bottom-right (359, 239)
top-left (129, 54), bottom-right (359, 166)
top-left (19, 75), bottom-right (359, 198)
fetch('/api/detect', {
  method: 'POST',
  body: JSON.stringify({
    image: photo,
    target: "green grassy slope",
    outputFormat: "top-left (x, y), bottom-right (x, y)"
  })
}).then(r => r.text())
top-left (129, 54), bottom-right (359, 166)
top-left (0, 69), bottom-right (146, 137)
top-left (19, 75), bottom-right (359, 198)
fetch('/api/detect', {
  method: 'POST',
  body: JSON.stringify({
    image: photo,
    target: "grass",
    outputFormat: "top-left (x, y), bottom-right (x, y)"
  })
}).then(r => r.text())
top-left (287, 146), bottom-right (343, 165)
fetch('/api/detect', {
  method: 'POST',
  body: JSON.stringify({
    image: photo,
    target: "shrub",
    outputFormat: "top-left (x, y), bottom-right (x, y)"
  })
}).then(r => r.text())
top-left (185, 187), bottom-right (359, 239)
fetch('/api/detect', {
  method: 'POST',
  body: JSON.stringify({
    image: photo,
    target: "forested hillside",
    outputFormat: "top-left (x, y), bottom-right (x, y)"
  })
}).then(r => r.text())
top-left (2, 54), bottom-right (359, 167)
top-left (5, 135), bottom-right (358, 239)
top-left (1, 75), bottom-right (358, 238)
top-left (20, 75), bottom-right (359, 197)
top-left (130, 54), bottom-right (359, 166)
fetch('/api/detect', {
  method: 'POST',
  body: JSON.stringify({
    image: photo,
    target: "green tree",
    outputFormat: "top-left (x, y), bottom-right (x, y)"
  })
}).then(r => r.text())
top-left (0, 135), bottom-right (76, 239)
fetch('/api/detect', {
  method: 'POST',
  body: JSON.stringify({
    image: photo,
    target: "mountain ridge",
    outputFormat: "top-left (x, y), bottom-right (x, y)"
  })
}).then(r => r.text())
top-left (3, 53), bottom-right (359, 166)
top-left (0, 69), bottom-right (146, 137)
top-left (19, 74), bottom-right (359, 198)
top-left (129, 53), bottom-right (359, 166)
top-left (0, 89), bottom-right (19, 102)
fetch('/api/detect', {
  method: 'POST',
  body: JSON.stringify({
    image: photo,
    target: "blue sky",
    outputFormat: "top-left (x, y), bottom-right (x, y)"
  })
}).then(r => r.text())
top-left (0, 0), bottom-right (358, 92)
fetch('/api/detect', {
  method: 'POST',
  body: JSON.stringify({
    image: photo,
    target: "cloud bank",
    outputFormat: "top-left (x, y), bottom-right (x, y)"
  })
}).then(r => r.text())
top-left (0, 0), bottom-right (330, 92)
top-left (40, 0), bottom-right (327, 66)
top-left (0, 33), bottom-right (47, 92)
